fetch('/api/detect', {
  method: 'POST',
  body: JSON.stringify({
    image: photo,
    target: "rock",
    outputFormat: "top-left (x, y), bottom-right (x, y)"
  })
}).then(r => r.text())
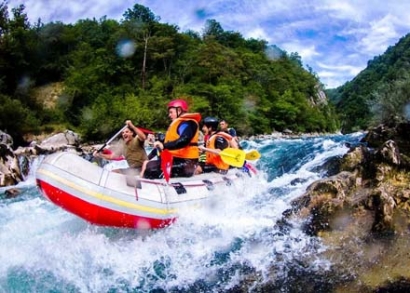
top-left (0, 130), bottom-right (13, 146)
top-left (0, 143), bottom-right (24, 187)
top-left (283, 122), bottom-right (410, 292)
top-left (0, 129), bottom-right (85, 187)
top-left (40, 130), bottom-right (81, 147)
top-left (362, 122), bottom-right (410, 157)
top-left (375, 139), bottom-right (400, 165)
top-left (4, 188), bottom-right (21, 198)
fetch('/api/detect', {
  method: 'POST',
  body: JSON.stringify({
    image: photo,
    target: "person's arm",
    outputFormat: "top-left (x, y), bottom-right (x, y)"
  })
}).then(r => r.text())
top-left (228, 128), bottom-right (240, 147)
top-left (126, 120), bottom-right (146, 141)
top-left (155, 121), bottom-right (198, 150)
top-left (147, 148), bottom-right (159, 160)
top-left (229, 137), bottom-right (239, 149)
top-left (93, 148), bottom-right (124, 160)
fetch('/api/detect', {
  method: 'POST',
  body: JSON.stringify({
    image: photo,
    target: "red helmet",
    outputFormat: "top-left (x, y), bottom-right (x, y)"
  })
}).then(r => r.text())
top-left (167, 99), bottom-right (188, 112)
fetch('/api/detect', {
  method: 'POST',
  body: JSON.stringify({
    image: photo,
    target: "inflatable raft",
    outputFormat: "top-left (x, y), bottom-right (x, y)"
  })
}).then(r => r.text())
top-left (36, 152), bottom-right (257, 229)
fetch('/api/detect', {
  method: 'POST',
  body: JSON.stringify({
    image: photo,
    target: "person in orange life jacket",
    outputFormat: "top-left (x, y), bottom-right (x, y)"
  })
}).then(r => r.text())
top-left (142, 99), bottom-right (201, 179)
top-left (93, 120), bottom-right (148, 175)
top-left (195, 117), bottom-right (237, 175)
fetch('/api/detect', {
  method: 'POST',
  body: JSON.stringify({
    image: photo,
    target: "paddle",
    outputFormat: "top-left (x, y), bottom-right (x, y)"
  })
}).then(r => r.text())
top-left (137, 126), bottom-right (155, 135)
top-left (160, 149), bottom-right (173, 183)
top-left (97, 125), bottom-right (128, 153)
top-left (201, 147), bottom-right (246, 168)
top-left (245, 149), bottom-right (261, 160)
top-left (96, 124), bottom-right (156, 153)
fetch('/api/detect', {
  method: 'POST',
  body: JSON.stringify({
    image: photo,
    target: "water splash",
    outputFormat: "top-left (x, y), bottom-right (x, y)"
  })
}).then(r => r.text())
top-left (0, 132), bottom-right (365, 292)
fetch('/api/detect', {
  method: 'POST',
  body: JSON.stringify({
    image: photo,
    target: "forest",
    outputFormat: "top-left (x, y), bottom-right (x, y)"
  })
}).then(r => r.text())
top-left (327, 33), bottom-right (410, 133)
top-left (0, 2), bottom-right (354, 145)
top-left (2, 2), bottom-right (409, 143)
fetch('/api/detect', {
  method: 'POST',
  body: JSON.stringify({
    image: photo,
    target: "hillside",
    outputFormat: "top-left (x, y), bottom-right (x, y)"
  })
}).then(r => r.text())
top-left (0, 3), bottom-right (339, 145)
top-left (327, 33), bottom-right (410, 133)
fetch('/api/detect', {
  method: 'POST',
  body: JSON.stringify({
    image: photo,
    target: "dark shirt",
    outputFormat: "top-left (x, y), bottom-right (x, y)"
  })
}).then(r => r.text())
top-left (227, 128), bottom-right (237, 137)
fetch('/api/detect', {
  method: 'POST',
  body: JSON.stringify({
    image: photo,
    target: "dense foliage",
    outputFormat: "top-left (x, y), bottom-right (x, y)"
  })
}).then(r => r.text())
top-left (327, 33), bottom-right (410, 133)
top-left (0, 2), bottom-right (339, 144)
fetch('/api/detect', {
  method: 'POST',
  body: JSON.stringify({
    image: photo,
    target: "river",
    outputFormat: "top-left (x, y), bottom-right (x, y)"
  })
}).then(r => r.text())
top-left (0, 132), bottom-right (365, 292)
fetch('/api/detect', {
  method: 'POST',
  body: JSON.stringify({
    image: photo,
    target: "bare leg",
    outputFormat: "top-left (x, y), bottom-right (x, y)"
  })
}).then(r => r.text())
top-left (140, 160), bottom-right (149, 177)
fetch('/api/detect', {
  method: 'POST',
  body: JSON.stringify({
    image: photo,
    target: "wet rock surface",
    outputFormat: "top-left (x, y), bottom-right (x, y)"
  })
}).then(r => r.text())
top-left (0, 130), bottom-right (87, 187)
top-left (280, 123), bottom-right (410, 292)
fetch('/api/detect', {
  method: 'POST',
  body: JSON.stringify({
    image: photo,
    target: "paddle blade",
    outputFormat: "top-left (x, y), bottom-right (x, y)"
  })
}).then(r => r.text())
top-left (137, 126), bottom-right (155, 134)
top-left (245, 150), bottom-right (261, 160)
top-left (220, 148), bottom-right (246, 168)
top-left (160, 149), bottom-right (173, 183)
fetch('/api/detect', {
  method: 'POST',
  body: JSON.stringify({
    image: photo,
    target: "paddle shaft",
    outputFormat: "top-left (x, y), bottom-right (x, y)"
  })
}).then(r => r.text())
top-left (97, 125), bottom-right (128, 152)
top-left (200, 147), bottom-right (221, 156)
top-left (200, 147), bottom-right (246, 167)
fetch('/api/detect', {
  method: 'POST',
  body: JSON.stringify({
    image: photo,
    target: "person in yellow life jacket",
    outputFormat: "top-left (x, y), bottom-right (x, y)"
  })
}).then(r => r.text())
top-left (142, 99), bottom-right (201, 179)
top-left (195, 117), bottom-right (237, 175)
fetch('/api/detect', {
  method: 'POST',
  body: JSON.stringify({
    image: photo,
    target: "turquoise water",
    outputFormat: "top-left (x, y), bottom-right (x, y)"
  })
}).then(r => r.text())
top-left (0, 132), bottom-right (365, 292)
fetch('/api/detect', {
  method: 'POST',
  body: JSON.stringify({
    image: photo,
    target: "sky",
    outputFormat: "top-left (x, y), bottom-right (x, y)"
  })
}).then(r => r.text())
top-left (7, 0), bottom-right (410, 89)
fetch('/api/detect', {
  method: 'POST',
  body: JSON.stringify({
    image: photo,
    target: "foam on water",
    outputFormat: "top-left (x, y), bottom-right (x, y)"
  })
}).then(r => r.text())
top-left (0, 132), bottom-right (365, 292)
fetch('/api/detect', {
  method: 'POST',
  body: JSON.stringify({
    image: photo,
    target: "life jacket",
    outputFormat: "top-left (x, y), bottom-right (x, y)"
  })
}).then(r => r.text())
top-left (165, 113), bottom-right (201, 159)
top-left (206, 132), bottom-right (233, 170)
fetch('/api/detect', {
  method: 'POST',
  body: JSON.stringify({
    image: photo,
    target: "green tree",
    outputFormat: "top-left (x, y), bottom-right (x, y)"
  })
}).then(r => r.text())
top-left (370, 78), bottom-right (410, 125)
top-left (122, 4), bottom-right (159, 89)
top-left (0, 94), bottom-right (40, 137)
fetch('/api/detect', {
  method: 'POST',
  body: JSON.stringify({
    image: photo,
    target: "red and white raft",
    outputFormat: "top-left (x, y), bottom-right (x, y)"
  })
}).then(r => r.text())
top-left (36, 152), bottom-right (257, 229)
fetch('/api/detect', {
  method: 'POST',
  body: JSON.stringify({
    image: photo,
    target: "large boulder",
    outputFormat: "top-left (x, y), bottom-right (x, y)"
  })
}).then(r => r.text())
top-left (30, 130), bottom-right (83, 155)
top-left (0, 142), bottom-right (23, 187)
top-left (39, 130), bottom-right (81, 147)
top-left (283, 122), bottom-right (410, 292)
top-left (361, 122), bottom-right (410, 161)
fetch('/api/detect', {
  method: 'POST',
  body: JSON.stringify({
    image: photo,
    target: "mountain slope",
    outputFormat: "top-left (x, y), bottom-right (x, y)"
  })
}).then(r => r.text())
top-left (327, 33), bottom-right (410, 133)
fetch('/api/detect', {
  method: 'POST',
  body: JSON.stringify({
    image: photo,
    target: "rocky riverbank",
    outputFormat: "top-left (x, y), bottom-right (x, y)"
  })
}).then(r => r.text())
top-left (249, 122), bottom-right (410, 292)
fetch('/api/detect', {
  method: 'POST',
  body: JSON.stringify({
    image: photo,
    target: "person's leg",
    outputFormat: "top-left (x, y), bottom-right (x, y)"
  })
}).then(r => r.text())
top-left (120, 168), bottom-right (140, 176)
top-left (140, 160), bottom-right (149, 177)
top-left (119, 168), bottom-right (141, 187)
top-left (171, 158), bottom-right (198, 177)
top-left (194, 162), bottom-right (205, 175)
top-left (202, 164), bottom-right (218, 173)
top-left (143, 160), bottom-right (163, 179)
top-left (183, 159), bottom-right (199, 177)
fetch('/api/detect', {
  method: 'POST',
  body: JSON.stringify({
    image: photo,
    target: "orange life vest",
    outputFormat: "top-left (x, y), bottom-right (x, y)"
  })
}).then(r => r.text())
top-left (206, 132), bottom-right (232, 170)
top-left (164, 113), bottom-right (201, 159)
